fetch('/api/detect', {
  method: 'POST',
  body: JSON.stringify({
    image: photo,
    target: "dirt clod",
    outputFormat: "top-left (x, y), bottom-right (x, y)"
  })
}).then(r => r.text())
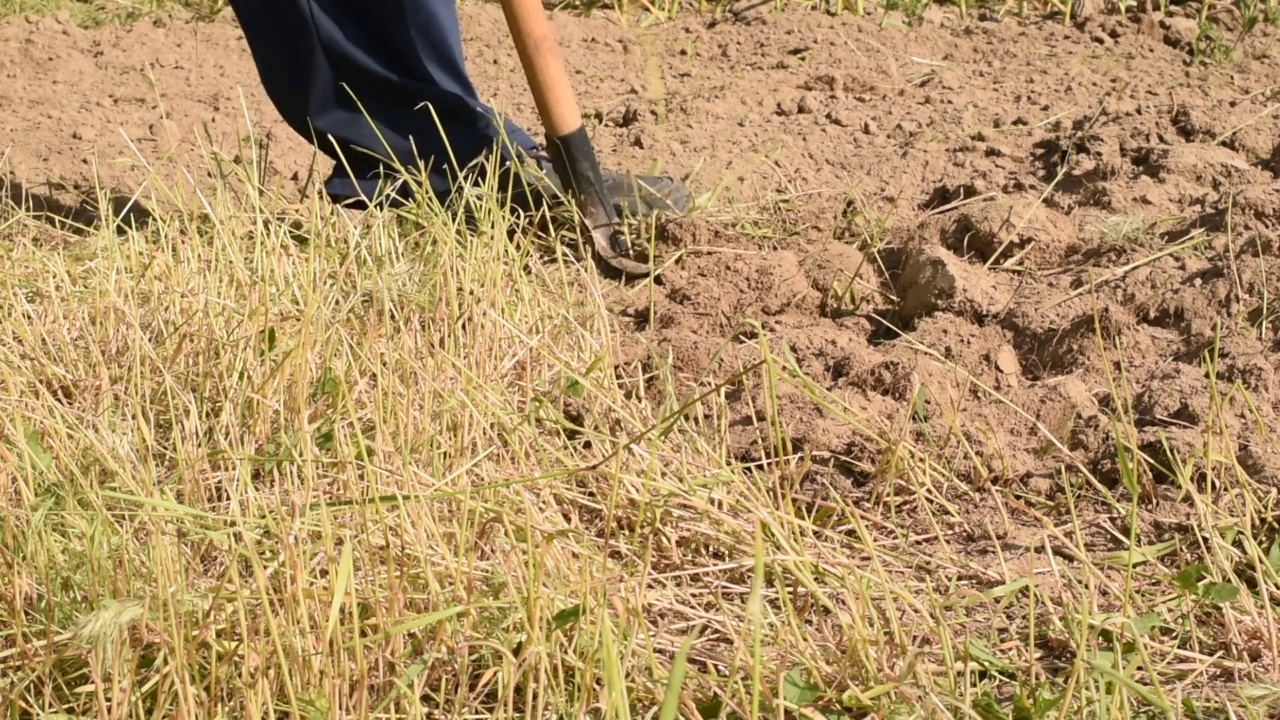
top-left (801, 241), bottom-right (867, 295)
top-left (994, 345), bottom-right (1019, 375)
top-left (1160, 16), bottom-right (1200, 50)
top-left (896, 241), bottom-right (1013, 323)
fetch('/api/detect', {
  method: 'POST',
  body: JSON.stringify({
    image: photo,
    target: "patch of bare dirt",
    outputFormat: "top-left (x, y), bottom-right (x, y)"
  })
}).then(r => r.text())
top-left (576, 7), bottom-right (1280, 491)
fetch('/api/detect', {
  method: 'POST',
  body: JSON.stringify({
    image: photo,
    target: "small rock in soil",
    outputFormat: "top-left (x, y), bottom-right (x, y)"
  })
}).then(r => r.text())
top-left (1160, 17), bottom-right (1199, 49)
top-left (994, 345), bottom-right (1020, 375)
top-left (827, 109), bottom-right (854, 128)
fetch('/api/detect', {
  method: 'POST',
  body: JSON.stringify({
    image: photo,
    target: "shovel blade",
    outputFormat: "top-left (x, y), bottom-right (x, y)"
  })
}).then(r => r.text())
top-left (546, 125), bottom-right (656, 278)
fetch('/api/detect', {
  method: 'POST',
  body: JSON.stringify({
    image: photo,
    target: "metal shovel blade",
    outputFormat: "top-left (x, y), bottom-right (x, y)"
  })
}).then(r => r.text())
top-left (544, 126), bottom-right (655, 277)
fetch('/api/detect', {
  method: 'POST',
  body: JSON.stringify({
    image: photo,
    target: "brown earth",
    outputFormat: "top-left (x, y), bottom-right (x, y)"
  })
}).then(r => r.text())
top-left (1, 1), bottom-right (1278, 494)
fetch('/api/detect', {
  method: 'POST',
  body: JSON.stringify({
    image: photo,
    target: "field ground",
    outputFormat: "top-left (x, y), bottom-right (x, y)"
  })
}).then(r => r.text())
top-left (2, 0), bottom-right (1280, 718)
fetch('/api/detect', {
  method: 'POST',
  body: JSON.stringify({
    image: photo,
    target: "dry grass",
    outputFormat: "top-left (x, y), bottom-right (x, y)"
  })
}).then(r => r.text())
top-left (3, 2), bottom-right (1280, 720)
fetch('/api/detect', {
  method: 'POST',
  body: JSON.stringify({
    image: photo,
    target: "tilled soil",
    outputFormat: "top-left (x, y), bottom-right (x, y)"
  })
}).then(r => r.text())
top-left (2, 2), bottom-right (1278, 491)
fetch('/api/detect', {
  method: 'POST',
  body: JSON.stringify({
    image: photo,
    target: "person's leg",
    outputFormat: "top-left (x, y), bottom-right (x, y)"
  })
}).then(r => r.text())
top-left (225, 0), bottom-right (691, 215)
top-left (226, 0), bottom-right (536, 206)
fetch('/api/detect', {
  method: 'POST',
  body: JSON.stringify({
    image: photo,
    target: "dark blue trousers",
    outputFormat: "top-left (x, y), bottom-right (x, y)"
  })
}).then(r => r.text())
top-left (226, 0), bottom-right (540, 205)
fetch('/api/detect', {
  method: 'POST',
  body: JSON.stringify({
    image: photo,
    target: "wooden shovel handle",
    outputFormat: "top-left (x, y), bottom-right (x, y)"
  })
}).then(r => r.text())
top-left (498, 0), bottom-right (583, 139)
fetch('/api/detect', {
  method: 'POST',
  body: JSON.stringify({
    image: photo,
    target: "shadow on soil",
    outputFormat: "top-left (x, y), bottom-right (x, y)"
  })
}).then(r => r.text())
top-left (1, 175), bottom-right (152, 234)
